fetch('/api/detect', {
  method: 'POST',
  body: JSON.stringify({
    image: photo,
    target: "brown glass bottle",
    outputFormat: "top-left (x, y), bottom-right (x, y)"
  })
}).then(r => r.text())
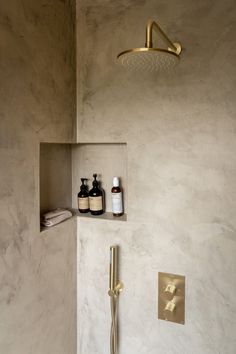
top-left (89, 174), bottom-right (103, 215)
top-left (111, 177), bottom-right (123, 216)
top-left (78, 178), bottom-right (89, 213)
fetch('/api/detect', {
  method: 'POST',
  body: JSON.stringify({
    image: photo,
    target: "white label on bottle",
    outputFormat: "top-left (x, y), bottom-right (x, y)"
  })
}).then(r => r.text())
top-left (112, 192), bottom-right (123, 214)
top-left (78, 197), bottom-right (89, 210)
top-left (89, 196), bottom-right (103, 211)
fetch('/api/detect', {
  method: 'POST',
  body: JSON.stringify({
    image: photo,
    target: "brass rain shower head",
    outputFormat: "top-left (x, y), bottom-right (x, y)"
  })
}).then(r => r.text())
top-left (117, 19), bottom-right (182, 72)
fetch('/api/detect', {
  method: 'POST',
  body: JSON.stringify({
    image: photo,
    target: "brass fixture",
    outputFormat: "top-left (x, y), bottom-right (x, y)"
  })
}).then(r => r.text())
top-left (165, 298), bottom-right (177, 312)
top-left (165, 283), bottom-right (177, 295)
top-left (117, 19), bottom-right (182, 72)
top-left (158, 272), bottom-right (185, 325)
top-left (108, 246), bottom-right (123, 354)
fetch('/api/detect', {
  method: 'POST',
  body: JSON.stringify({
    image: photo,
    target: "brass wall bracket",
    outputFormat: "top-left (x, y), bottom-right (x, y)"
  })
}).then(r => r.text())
top-left (158, 272), bottom-right (185, 325)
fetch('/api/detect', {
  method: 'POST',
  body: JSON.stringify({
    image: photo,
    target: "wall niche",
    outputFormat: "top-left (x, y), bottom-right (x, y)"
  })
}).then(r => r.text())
top-left (40, 142), bottom-right (127, 231)
top-left (72, 143), bottom-right (127, 219)
top-left (40, 143), bottom-right (72, 214)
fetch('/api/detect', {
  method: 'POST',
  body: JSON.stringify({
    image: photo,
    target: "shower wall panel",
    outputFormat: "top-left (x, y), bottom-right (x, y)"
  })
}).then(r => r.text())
top-left (76, 0), bottom-right (236, 353)
top-left (0, 1), bottom-right (76, 353)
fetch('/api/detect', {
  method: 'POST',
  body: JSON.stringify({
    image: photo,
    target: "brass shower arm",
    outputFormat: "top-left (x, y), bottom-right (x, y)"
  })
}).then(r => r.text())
top-left (145, 19), bottom-right (181, 54)
top-left (117, 18), bottom-right (182, 72)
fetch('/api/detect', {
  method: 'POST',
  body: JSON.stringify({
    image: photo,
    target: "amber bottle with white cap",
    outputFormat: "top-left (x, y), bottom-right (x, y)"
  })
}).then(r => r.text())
top-left (111, 177), bottom-right (123, 216)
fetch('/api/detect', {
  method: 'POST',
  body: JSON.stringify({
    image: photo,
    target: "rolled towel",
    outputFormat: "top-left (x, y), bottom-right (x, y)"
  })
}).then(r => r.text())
top-left (41, 208), bottom-right (72, 227)
top-left (42, 208), bottom-right (72, 220)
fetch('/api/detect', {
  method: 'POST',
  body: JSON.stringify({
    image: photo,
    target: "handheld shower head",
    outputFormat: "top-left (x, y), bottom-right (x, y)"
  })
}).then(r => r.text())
top-left (109, 245), bottom-right (118, 292)
top-left (117, 19), bottom-right (182, 72)
top-left (109, 245), bottom-right (124, 295)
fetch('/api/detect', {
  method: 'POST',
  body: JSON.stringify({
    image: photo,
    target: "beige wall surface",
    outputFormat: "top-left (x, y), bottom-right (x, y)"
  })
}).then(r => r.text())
top-left (76, 0), bottom-right (236, 353)
top-left (0, 1), bottom-right (76, 353)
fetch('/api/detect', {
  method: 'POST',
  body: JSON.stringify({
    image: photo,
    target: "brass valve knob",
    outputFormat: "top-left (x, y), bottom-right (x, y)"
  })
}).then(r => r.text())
top-left (165, 299), bottom-right (176, 313)
top-left (164, 283), bottom-right (176, 295)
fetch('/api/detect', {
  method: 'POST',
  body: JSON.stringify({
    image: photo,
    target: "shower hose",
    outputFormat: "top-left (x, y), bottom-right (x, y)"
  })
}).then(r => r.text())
top-left (110, 294), bottom-right (118, 354)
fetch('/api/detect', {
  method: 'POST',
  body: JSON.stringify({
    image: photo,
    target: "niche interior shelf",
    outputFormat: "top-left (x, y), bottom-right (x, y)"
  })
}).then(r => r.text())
top-left (40, 213), bottom-right (76, 233)
top-left (40, 210), bottom-right (127, 233)
top-left (40, 142), bottom-right (127, 232)
top-left (72, 209), bottom-right (127, 222)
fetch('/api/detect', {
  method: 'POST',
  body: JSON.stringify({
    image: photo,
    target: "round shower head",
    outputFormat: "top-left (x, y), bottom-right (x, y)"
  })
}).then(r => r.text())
top-left (117, 47), bottom-right (180, 72)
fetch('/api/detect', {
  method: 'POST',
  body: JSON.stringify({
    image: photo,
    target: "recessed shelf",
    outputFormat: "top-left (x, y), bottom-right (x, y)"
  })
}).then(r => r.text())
top-left (40, 143), bottom-right (72, 214)
top-left (40, 142), bottom-right (127, 232)
top-left (40, 214), bottom-right (76, 233)
top-left (72, 143), bottom-right (127, 213)
top-left (40, 209), bottom-right (127, 233)
top-left (72, 209), bottom-right (127, 222)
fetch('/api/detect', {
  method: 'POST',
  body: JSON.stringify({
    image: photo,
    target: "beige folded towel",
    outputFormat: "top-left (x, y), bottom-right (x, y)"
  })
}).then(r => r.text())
top-left (41, 208), bottom-right (72, 227)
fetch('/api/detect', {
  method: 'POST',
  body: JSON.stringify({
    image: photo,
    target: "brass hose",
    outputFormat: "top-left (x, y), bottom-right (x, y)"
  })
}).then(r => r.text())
top-left (110, 295), bottom-right (118, 354)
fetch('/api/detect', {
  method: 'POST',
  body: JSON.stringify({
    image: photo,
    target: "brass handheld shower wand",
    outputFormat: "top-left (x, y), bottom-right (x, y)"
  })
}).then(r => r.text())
top-left (108, 246), bottom-right (123, 354)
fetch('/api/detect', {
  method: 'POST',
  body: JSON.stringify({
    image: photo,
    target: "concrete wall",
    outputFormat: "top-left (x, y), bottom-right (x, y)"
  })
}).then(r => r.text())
top-left (0, 1), bottom-right (76, 353)
top-left (76, 0), bottom-right (236, 353)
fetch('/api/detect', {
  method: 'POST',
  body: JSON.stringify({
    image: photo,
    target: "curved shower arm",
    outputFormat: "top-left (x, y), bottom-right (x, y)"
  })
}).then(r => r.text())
top-left (145, 19), bottom-right (180, 54)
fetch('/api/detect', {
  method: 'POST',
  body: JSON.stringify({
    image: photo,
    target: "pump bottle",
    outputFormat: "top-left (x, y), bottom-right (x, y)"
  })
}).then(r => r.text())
top-left (78, 178), bottom-right (89, 213)
top-left (89, 174), bottom-right (103, 215)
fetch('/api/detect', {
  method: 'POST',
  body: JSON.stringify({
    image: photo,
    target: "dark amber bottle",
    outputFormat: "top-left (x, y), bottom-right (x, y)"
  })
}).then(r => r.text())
top-left (78, 178), bottom-right (89, 213)
top-left (89, 174), bottom-right (103, 215)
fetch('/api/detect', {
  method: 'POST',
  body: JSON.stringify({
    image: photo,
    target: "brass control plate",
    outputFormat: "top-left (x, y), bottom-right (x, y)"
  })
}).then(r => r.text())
top-left (158, 272), bottom-right (185, 325)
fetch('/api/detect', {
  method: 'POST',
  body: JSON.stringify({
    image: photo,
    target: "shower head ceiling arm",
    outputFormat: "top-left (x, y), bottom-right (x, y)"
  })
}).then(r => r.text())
top-left (145, 19), bottom-right (181, 55)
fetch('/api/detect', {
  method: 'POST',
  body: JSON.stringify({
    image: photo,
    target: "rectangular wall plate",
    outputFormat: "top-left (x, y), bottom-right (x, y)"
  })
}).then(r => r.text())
top-left (158, 272), bottom-right (185, 325)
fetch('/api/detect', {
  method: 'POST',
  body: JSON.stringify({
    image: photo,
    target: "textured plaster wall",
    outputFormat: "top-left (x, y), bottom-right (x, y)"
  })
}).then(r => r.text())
top-left (0, 1), bottom-right (76, 353)
top-left (76, 0), bottom-right (236, 353)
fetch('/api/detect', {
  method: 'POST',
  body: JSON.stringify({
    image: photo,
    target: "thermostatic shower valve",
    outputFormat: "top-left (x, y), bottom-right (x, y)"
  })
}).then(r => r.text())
top-left (158, 272), bottom-right (185, 325)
